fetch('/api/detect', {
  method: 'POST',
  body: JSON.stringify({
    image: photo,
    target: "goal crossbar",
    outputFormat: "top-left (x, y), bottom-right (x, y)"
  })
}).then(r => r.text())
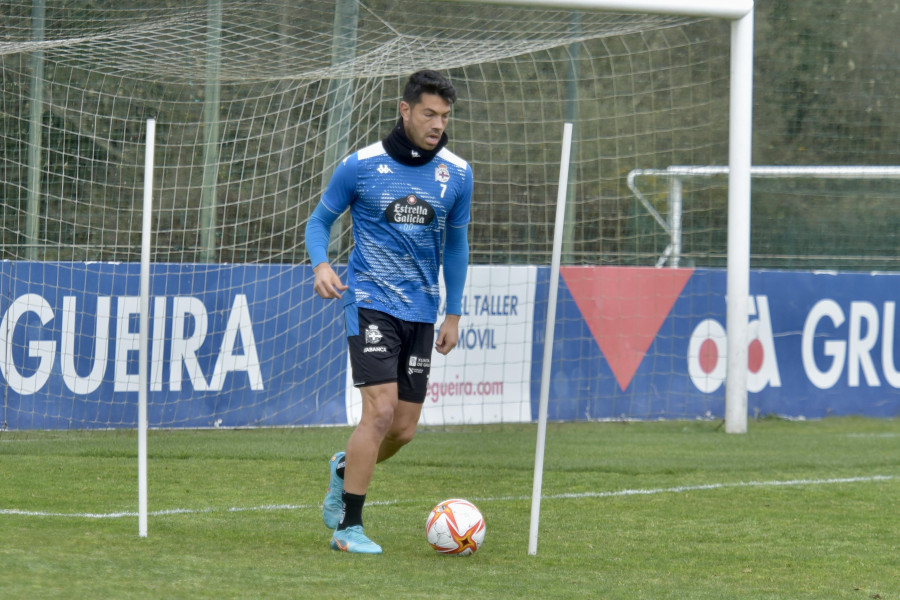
top-left (445, 0), bottom-right (753, 19)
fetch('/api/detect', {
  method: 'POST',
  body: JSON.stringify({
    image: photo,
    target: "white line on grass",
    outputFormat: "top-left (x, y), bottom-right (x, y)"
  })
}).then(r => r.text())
top-left (543, 475), bottom-right (896, 500)
top-left (1, 475), bottom-right (894, 520)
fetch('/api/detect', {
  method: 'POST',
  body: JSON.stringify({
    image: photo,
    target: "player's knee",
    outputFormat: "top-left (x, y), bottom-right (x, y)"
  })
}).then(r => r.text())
top-left (368, 404), bottom-right (396, 437)
top-left (388, 425), bottom-right (416, 447)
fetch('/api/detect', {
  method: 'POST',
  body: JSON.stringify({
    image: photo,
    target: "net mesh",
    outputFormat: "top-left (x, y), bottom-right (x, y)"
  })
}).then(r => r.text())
top-left (1, 0), bottom-right (720, 267)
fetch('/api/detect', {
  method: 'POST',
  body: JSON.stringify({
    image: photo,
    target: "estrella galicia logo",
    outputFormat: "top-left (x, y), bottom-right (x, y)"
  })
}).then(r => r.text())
top-left (386, 194), bottom-right (435, 226)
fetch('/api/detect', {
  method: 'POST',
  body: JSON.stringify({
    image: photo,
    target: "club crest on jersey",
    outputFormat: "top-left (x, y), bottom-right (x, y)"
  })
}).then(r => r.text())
top-left (435, 164), bottom-right (450, 183)
top-left (385, 194), bottom-right (435, 226)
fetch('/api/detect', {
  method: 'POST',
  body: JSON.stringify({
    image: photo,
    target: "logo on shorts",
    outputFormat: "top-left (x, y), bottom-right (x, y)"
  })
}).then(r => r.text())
top-left (365, 324), bottom-right (383, 345)
top-left (409, 356), bottom-right (430, 368)
top-left (407, 355), bottom-right (430, 375)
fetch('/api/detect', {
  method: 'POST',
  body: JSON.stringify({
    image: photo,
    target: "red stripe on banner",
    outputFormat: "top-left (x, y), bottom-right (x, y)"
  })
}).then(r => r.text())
top-left (560, 266), bottom-right (694, 391)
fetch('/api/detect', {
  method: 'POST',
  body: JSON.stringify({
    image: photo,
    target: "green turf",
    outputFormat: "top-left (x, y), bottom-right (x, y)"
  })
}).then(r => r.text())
top-left (1, 418), bottom-right (898, 599)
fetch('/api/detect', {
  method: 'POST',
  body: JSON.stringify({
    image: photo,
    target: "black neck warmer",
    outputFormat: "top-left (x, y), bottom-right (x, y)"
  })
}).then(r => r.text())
top-left (382, 117), bottom-right (448, 167)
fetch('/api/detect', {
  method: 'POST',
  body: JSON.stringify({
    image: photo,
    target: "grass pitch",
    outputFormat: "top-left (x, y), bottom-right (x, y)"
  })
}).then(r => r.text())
top-left (1, 418), bottom-right (898, 599)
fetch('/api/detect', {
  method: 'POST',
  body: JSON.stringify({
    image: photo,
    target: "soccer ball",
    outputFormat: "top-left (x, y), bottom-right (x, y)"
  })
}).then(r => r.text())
top-left (425, 498), bottom-right (486, 556)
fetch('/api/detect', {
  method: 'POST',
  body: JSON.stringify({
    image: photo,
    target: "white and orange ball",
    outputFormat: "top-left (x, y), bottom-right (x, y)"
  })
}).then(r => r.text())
top-left (425, 498), bottom-right (486, 556)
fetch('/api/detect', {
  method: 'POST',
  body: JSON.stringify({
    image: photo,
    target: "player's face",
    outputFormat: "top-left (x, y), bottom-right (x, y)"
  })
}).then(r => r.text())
top-left (400, 93), bottom-right (451, 151)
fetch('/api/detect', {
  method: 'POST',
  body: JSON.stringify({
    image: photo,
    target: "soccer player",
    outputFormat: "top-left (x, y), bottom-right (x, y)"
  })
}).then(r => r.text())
top-left (305, 70), bottom-right (472, 554)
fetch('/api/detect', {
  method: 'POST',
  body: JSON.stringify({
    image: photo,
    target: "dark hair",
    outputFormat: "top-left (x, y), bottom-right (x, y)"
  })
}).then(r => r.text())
top-left (402, 70), bottom-right (457, 106)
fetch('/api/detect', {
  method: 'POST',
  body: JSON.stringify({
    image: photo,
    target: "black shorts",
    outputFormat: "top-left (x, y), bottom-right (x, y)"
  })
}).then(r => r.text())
top-left (346, 306), bottom-right (434, 403)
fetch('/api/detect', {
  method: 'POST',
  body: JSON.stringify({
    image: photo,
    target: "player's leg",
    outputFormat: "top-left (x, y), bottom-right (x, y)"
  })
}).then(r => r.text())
top-left (329, 381), bottom-right (398, 554)
top-left (324, 305), bottom-right (391, 531)
top-left (327, 308), bottom-right (402, 553)
top-left (377, 318), bottom-right (433, 462)
top-left (377, 398), bottom-right (423, 463)
top-left (322, 384), bottom-right (398, 532)
top-left (344, 381), bottom-right (398, 494)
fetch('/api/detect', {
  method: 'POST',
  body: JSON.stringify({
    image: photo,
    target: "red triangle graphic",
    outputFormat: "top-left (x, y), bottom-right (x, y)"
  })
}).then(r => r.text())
top-left (560, 266), bottom-right (694, 391)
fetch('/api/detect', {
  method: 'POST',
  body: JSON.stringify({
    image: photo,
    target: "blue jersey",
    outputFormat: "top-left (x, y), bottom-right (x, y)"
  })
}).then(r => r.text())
top-left (320, 141), bottom-right (473, 323)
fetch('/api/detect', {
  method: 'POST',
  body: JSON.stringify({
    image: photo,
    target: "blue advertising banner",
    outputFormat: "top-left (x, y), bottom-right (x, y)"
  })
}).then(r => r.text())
top-left (2, 262), bottom-right (897, 429)
top-left (540, 266), bottom-right (900, 421)
top-left (0, 262), bottom-right (347, 429)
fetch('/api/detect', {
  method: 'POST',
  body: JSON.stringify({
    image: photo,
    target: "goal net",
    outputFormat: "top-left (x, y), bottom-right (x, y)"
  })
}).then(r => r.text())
top-left (1, 0), bottom-right (735, 430)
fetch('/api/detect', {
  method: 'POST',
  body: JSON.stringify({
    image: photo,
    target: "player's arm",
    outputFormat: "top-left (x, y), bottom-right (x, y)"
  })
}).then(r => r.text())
top-left (305, 157), bottom-right (356, 300)
top-left (435, 223), bottom-right (469, 355)
top-left (305, 203), bottom-right (348, 299)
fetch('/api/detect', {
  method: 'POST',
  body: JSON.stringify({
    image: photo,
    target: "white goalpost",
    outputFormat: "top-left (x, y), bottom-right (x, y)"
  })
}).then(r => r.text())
top-left (511, 0), bottom-right (755, 556)
top-left (138, 118), bottom-right (155, 538)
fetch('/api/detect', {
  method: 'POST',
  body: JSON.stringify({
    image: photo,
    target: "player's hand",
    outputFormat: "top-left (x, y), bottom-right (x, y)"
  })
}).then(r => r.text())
top-left (435, 314), bottom-right (461, 355)
top-left (312, 263), bottom-right (348, 299)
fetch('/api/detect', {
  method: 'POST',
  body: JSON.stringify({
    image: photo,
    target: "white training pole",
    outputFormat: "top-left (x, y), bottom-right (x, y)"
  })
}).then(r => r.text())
top-left (138, 118), bottom-right (155, 537)
top-left (528, 122), bottom-right (573, 557)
